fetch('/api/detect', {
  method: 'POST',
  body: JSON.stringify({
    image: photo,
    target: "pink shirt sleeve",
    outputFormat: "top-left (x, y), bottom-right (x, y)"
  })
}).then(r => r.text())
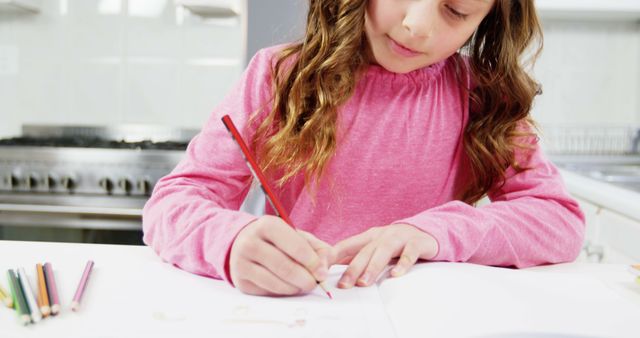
top-left (396, 135), bottom-right (586, 268)
top-left (142, 48), bottom-right (275, 283)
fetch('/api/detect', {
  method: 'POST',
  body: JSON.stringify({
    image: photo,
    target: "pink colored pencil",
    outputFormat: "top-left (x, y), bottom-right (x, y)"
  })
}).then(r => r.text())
top-left (43, 262), bottom-right (61, 315)
top-left (71, 260), bottom-right (94, 312)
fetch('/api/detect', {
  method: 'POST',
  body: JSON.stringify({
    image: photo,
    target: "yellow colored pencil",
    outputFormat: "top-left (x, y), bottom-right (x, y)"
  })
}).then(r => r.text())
top-left (36, 264), bottom-right (51, 317)
top-left (0, 282), bottom-right (14, 308)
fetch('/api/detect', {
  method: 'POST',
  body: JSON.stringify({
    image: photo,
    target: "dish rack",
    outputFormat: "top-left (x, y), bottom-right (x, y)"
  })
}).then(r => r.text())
top-left (539, 125), bottom-right (640, 155)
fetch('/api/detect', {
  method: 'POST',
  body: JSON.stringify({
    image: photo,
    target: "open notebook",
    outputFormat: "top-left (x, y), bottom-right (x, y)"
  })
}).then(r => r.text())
top-left (98, 262), bottom-right (640, 338)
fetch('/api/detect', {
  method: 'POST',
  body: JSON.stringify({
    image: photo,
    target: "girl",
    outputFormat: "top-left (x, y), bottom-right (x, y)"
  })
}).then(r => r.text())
top-left (143, 0), bottom-right (585, 297)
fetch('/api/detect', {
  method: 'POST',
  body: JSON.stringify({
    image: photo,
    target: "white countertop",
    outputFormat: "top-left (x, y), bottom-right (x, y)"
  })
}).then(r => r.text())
top-left (559, 168), bottom-right (640, 222)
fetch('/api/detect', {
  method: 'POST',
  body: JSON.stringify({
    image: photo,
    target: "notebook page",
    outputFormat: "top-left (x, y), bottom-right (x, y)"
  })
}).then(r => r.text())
top-left (377, 262), bottom-right (640, 338)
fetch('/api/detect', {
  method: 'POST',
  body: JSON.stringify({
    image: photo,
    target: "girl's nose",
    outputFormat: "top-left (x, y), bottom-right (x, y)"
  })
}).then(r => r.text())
top-left (402, 0), bottom-right (435, 39)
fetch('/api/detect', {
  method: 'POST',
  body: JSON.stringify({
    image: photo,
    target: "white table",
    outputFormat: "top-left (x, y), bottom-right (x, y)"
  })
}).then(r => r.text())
top-left (1, 240), bottom-right (639, 338)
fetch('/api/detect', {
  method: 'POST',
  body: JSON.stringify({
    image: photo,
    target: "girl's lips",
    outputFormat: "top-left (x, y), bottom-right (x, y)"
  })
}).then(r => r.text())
top-left (387, 36), bottom-right (423, 58)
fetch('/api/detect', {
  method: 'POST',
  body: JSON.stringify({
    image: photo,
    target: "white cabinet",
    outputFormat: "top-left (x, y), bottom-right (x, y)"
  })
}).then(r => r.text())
top-left (573, 197), bottom-right (639, 264)
top-left (599, 209), bottom-right (640, 262)
top-left (574, 196), bottom-right (601, 243)
top-left (0, 0), bottom-right (41, 13)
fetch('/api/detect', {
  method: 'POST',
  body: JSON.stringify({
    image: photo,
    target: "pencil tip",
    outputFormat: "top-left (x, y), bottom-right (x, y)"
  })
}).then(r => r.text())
top-left (327, 291), bottom-right (333, 299)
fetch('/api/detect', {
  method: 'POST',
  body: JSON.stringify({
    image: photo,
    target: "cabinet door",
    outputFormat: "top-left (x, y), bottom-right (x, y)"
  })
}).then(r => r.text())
top-left (573, 197), bottom-right (601, 243)
top-left (598, 209), bottom-right (640, 263)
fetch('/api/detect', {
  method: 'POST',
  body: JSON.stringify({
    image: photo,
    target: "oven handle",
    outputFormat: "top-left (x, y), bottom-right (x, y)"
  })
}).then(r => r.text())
top-left (0, 203), bottom-right (142, 217)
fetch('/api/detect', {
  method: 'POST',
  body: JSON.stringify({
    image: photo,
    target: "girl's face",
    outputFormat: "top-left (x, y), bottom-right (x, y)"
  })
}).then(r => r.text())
top-left (365, 0), bottom-right (495, 73)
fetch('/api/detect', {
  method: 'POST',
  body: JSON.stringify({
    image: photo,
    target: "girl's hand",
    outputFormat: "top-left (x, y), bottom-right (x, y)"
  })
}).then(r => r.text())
top-left (229, 215), bottom-right (333, 296)
top-left (333, 224), bottom-right (439, 288)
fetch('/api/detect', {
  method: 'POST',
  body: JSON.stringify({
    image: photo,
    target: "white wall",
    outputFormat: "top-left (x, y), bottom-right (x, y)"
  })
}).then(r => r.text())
top-left (1, 1), bottom-right (639, 142)
top-left (0, 0), bottom-right (245, 137)
top-left (533, 19), bottom-right (640, 127)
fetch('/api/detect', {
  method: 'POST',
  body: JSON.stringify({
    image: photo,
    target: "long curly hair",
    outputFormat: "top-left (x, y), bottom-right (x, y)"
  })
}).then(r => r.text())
top-left (251, 0), bottom-right (543, 204)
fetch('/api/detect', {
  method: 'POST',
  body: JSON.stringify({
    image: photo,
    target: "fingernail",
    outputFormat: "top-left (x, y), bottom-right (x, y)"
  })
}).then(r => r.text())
top-left (338, 275), bottom-right (353, 288)
top-left (357, 272), bottom-right (371, 286)
top-left (391, 267), bottom-right (404, 277)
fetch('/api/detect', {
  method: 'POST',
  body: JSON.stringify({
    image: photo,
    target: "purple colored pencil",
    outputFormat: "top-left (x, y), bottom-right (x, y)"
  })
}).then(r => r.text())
top-left (71, 260), bottom-right (94, 312)
top-left (43, 262), bottom-right (61, 315)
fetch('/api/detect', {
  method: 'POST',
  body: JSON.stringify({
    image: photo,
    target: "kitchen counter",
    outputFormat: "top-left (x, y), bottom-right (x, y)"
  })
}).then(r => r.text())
top-left (559, 168), bottom-right (640, 222)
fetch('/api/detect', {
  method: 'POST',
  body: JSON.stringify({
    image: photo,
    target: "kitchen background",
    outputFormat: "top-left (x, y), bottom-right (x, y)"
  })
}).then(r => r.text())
top-left (0, 1), bottom-right (639, 262)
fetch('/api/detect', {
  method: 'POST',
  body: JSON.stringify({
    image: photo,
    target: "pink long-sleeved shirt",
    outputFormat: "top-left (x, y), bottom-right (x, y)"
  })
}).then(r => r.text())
top-left (142, 46), bottom-right (585, 283)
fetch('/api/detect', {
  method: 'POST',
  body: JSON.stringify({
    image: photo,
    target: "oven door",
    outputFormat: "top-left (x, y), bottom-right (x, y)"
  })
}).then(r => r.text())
top-left (0, 194), bottom-right (143, 230)
top-left (0, 203), bottom-right (141, 230)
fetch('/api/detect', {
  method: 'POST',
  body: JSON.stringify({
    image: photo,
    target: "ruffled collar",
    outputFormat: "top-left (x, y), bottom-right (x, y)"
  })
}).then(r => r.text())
top-left (362, 58), bottom-right (448, 85)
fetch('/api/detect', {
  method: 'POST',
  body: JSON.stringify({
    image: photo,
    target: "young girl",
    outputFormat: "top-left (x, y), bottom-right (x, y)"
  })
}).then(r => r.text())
top-left (143, 0), bottom-right (585, 297)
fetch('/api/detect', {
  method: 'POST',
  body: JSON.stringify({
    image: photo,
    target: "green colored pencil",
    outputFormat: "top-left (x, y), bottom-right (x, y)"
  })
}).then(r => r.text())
top-left (7, 270), bottom-right (31, 325)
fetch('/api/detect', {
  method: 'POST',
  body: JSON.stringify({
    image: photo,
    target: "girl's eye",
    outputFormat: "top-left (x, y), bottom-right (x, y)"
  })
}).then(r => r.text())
top-left (445, 5), bottom-right (468, 20)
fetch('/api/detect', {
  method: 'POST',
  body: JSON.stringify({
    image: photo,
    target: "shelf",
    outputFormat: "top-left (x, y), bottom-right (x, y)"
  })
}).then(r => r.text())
top-left (175, 0), bottom-right (241, 18)
top-left (0, 0), bottom-right (41, 13)
top-left (537, 0), bottom-right (640, 21)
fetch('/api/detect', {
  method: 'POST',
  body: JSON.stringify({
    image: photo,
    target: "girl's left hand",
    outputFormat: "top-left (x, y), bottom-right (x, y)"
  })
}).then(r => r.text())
top-left (333, 224), bottom-right (439, 288)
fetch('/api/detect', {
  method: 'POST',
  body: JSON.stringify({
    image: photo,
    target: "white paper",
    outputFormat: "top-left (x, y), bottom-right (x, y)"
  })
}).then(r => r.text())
top-left (378, 262), bottom-right (640, 338)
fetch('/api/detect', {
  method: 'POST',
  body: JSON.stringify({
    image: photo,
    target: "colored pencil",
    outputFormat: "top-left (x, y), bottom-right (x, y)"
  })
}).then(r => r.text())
top-left (0, 281), bottom-right (13, 308)
top-left (221, 115), bottom-right (332, 299)
top-left (36, 263), bottom-right (51, 317)
top-left (43, 263), bottom-right (60, 315)
top-left (71, 260), bottom-right (94, 312)
top-left (7, 270), bottom-right (31, 325)
top-left (18, 267), bottom-right (42, 323)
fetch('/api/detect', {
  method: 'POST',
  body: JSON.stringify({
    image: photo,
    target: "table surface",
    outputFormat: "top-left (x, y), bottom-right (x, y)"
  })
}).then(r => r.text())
top-left (1, 240), bottom-right (639, 338)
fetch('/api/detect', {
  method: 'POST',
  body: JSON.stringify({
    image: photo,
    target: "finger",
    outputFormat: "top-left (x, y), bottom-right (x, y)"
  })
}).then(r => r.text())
top-left (297, 230), bottom-right (335, 269)
top-left (337, 242), bottom-right (376, 289)
top-left (235, 278), bottom-right (270, 297)
top-left (359, 240), bottom-right (403, 286)
top-left (335, 254), bottom-right (355, 265)
top-left (251, 240), bottom-right (318, 291)
top-left (260, 223), bottom-right (326, 281)
top-left (390, 240), bottom-right (421, 277)
top-left (333, 229), bottom-right (377, 266)
top-left (246, 263), bottom-right (301, 296)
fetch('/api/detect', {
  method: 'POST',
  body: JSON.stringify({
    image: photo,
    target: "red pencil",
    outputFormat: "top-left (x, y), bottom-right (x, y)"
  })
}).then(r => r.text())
top-left (221, 114), bottom-right (332, 299)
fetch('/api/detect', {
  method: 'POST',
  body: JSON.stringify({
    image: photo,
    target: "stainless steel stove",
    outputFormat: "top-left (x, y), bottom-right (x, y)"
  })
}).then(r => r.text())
top-left (0, 125), bottom-right (196, 233)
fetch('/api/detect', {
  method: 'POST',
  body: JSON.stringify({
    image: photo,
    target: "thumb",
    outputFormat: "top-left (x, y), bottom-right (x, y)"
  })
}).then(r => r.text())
top-left (297, 230), bottom-right (336, 269)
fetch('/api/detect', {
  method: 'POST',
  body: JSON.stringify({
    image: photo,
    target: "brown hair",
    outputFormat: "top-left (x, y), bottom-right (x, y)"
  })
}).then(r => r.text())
top-left (252, 0), bottom-right (543, 204)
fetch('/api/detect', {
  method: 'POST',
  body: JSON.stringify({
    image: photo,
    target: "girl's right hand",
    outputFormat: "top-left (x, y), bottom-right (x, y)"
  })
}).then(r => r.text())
top-left (229, 215), bottom-right (332, 296)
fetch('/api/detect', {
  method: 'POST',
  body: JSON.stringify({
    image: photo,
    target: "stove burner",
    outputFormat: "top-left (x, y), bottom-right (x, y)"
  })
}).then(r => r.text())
top-left (0, 136), bottom-right (188, 150)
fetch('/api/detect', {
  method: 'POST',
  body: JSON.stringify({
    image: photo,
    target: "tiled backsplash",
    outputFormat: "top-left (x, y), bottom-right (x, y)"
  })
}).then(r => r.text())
top-left (0, 2), bottom-right (639, 138)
